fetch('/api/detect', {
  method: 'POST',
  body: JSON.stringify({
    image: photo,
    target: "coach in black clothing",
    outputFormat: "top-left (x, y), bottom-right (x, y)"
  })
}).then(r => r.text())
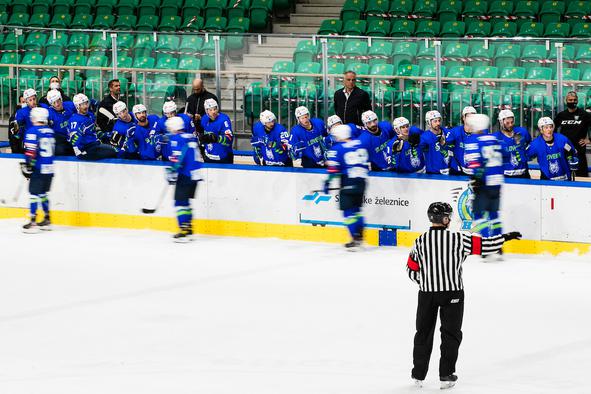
top-left (333, 71), bottom-right (371, 126)
top-left (184, 78), bottom-right (219, 134)
top-left (406, 202), bottom-right (521, 389)
top-left (554, 91), bottom-right (591, 177)
top-left (96, 79), bottom-right (121, 134)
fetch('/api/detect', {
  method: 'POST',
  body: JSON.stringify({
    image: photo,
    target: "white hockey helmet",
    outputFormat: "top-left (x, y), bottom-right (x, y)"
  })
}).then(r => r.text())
top-left (132, 104), bottom-right (147, 114)
top-left (327, 115), bottom-right (342, 129)
top-left (259, 110), bottom-right (276, 124)
top-left (49, 81), bottom-right (61, 90)
top-left (73, 93), bottom-right (89, 109)
top-left (538, 116), bottom-right (554, 130)
top-left (23, 88), bottom-right (37, 100)
top-left (425, 110), bottom-right (442, 128)
top-left (392, 116), bottom-right (410, 133)
top-left (331, 124), bottom-right (351, 142)
top-left (498, 109), bottom-right (515, 124)
top-left (30, 107), bottom-right (49, 124)
top-left (462, 106), bottom-right (477, 118)
top-left (165, 116), bottom-right (185, 133)
top-left (113, 101), bottom-right (127, 115)
top-left (204, 98), bottom-right (218, 110)
top-left (465, 113), bottom-right (490, 133)
top-left (361, 110), bottom-right (378, 125)
top-left (46, 89), bottom-right (62, 105)
top-left (162, 101), bottom-right (177, 114)
top-left (295, 106), bottom-right (310, 119)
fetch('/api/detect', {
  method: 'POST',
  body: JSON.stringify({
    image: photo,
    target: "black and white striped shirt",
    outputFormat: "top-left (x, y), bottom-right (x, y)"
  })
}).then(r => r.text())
top-left (407, 227), bottom-right (505, 292)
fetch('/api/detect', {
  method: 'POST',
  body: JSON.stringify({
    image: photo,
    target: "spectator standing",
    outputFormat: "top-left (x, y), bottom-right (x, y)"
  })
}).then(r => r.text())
top-left (96, 79), bottom-right (121, 134)
top-left (184, 78), bottom-right (219, 135)
top-left (333, 71), bottom-right (372, 126)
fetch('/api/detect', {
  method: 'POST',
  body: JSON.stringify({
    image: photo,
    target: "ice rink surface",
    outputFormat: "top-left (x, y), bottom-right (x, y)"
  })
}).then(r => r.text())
top-left (0, 219), bottom-right (590, 394)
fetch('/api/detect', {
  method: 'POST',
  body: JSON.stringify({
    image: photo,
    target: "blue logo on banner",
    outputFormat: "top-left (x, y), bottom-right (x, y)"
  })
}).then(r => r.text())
top-left (302, 192), bottom-right (332, 205)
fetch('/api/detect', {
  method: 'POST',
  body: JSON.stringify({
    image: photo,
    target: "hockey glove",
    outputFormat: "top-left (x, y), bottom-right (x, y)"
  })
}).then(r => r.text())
top-left (165, 168), bottom-right (178, 185)
top-left (408, 132), bottom-right (421, 146)
top-left (20, 161), bottom-right (33, 179)
top-left (200, 133), bottom-right (218, 144)
top-left (502, 231), bottom-right (522, 241)
top-left (568, 155), bottom-right (579, 171)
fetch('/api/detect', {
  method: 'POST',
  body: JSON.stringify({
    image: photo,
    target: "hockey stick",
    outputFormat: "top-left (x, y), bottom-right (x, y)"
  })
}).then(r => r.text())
top-left (0, 177), bottom-right (26, 206)
top-left (141, 185), bottom-right (170, 214)
top-left (311, 187), bottom-right (341, 193)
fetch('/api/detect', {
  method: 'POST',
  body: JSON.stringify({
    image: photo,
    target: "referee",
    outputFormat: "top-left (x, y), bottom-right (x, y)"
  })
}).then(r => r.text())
top-left (406, 202), bottom-right (521, 389)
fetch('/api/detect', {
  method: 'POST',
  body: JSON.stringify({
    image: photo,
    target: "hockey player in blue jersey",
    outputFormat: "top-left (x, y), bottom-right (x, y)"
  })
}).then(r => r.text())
top-left (46, 89), bottom-right (76, 156)
top-left (387, 117), bottom-right (425, 173)
top-left (357, 110), bottom-right (396, 171)
top-left (154, 101), bottom-right (195, 161)
top-left (446, 106), bottom-right (478, 175)
top-left (21, 107), bottom-right (55, 233)
top-left (324, 124), bottom-right (370, 251)
top-left (68, 93), bottom-right (118, 161)
top-left (14, 89), bottom-right (39, 146)
top-left (289, 106), bottom-right (329, 168)
top-left (165, 116), bottom-right (203, 242)
top-left (420, 110), bottom-right (451, 175)
top-left (251, 110), bottom-right (292, 166)
top-left (110, 101), bottom-right (137, 156)
top-left (493, 109), bottom-right (532, 179)
top-left (125, 104), bottom-right (160, 160)
top-left (200, 98), bottom-right (234, 164)
top-left (327, 115), bottom-right (362, 140)
top-left (464, 114), bottom-right (505, 253)
top-left (527, 117), bottom-right (579, 181)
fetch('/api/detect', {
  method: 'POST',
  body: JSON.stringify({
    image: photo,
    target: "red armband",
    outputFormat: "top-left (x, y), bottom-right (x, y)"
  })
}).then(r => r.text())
top-left (471, 235), bottom-right (482, 255)
top-left (407, 255), bottom-right (419, 271)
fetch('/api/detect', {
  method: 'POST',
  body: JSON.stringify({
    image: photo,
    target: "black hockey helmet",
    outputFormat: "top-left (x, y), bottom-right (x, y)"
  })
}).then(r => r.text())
top-left (427, 202), bottom-right (453, 224)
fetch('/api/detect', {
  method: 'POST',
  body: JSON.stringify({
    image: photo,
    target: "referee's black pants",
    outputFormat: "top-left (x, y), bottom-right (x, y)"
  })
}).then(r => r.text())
top-left (412, 290), bottom-right (464, 380)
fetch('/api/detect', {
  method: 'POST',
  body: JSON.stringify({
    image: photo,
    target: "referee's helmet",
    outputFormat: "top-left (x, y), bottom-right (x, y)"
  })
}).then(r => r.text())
top-left (427, 202), bottom-right (453, 224)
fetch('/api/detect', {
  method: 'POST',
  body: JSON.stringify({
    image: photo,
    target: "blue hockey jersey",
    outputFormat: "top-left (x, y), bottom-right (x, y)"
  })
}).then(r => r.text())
top-left (387, 137), bottom-right (426, 173)
top-left (15, 106), bottom-right (35, 139)
top-left (357, 121), bottom-right (396, 170)
top-left (251, 121), bottom-right (291, 166)
top-left (419, 128), bottom-right (451, 175)
top-left (125, 115), bottom-right (160, 160)
top-left (526, 133), bottom-right (576, 181)
top-left (112, 116), bottom-right (137, 150)
top-left (68, 111), bottom-right (100, 155)
top-left (169, 132), bottom-right (203, 179)
top-left (200, 112), bottom-right (234, 161)
top-left (154, 113), bottom-right (195, 135)
top-left (289, 118), bottom-right (329, 164)
top-left (24, 125), bottom-right (55, 174)
top-left (326, 138), bottom-right (369, 187)
top-left (492, 127), bottom-right (531, 177)
top-left (464, 133), bottom-right (504, 186)
top-left (47, 101), bottom-right (76, 137)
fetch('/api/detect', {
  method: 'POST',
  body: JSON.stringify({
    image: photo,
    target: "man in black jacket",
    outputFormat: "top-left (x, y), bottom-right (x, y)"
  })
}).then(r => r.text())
top-left (184, 78), bottom-right (219, 135)
top-left (554, 91), bottom-right (591, 177)
top-left (96, 79), bottom-right (121, 135)
top-left (333, 71), bottom-right (372, 126)
top-left (38, 76), bottom-right (71, 106)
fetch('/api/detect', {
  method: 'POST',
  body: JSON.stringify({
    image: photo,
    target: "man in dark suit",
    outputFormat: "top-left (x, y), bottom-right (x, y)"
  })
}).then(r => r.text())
top-left (333, 71), bottom-right (372, 126)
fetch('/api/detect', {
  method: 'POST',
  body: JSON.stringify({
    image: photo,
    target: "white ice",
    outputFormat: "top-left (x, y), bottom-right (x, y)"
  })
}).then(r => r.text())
top-left (0, 219), bottom-right (590, 394)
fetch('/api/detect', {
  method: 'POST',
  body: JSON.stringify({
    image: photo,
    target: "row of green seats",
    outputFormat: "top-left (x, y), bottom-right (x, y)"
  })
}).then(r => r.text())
top-left (319, 18), bottom-right (591, 38)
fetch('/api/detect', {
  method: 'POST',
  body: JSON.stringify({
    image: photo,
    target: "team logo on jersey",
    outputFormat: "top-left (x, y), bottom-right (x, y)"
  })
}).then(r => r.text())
top-left (549, 160), bottom-right (559, 174)
top-left (302, 192), bottom-right (332, 204)
top-left (451, 186), bottom-right (474, 230)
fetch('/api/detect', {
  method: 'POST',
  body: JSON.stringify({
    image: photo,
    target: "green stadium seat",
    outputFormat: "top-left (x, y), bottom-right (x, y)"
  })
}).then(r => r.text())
top-left (138, 0), bottom-right (159, 17)
top-left (499, 66), bottom-right (526, 90)
top-left (397, 63), bottom-right (420, 89)
top-left (201, 38), bottom-right (226, 69)
top-left (514, 0), bottom-right (538, 19)
top-left (365, 0), bottom-right (389, 21)
top-left (89, 32), bottom-right (112, 52)
top-left (0, 53), bottom-right (21, 86)
top-left (23, 32), bottom-right (48, 52)
top-left (561, 67), bottom-right (580, 81)
top-left (156, 35), bottom-right (181, 53)
top-left (548, 44), bottom-right (575, 64)
top-left (46, 32), bottom-right (68, 55)
top-left (415, 20), bottom-right (440, 37)
top-left (468, 42), bottom-right (493, 67)
top-left (367, 20), bottom-right (391, 37)
top-left (161, 0), bottom-right (180, 17)
top-left (155, 53), bottom-right (179, 71)
top-left (421, 63), bottom-right (444, 89)
top-left (182, 16), bottom-right (204, 31)
top-left (132, 53), bottom-right (156, 69)
top-left (1, 33), bottom-right (25, 51)
top-left (571, 22), bottom-right (591, 37)
top-left (205, 0), bottom-right (227, 19)
top-left (270, 60), bottom-right (295, 87)
top-left (114, 15), bottom-right (137, 30)
top-left (62, 53), bottom-right (86, 89)
top-left (466, 20), bottom-right (491, 37)
top-left (134, 34), bottom-right (156, 57)
top-left (389, 0), bottom-right (412, 16)
top-left (179, 35), bottom-right (204, 54)
top-left (413, 0), bottom-right (437, 17)
top-left (443, 43), bottom-right (469, 68)
top-left (74, 0), bottom-right (93, 15)
top-left (183, 0), bottom-right (206, 18)
top-left (7, 12), bottom-right (29, 26)
top-left (566, 0), bottom-right (591, 18)
top-left (318, 19), bottom-right (342, 35)
top-left (368, 41), bottom-right (393, 67)
top-left (52, 0), bottom-right (72, 14)
top-left (49, 13), bottom-right (72, 29)
top-left (462, 0), bottom-right (487, 17)
top-left (31, 0), bottom-right (50, 14)
top-left (228, 0), bottom-right (250, 20)
top-left (438, 0), bottom-right (462, 25)
top-left (28, 13), bottom-right (49, 27)
top-left (68, 33), bottom-right (90, 52)
top-left (11, 0), bottom-right (31, 14)
top-left (441, 21), bottom-right (465, 37)
top-left (491, 21), bottom-right (517, 37)
top-left (521, 44), bottom-right (547, 71)
top-left (19, 52), bottom-right (43, 89)
top-left (342, 19), bottom-right (367, 36)
top-left (93, 15), bottom-right (115, 30)
top-left (178, 56), bottom-right (201, 83)
top-left (370, 63), bottom-right (395, 85)
top-left (517, 22), bottom-right (543, 37)
top-left (545, 22), bottom-right (570, 37)
top-left (526, 66), bottom-right (552, 82)
top-left (488, 0), bottom-right (514, 17)
top-left (341, 0), bottom-right (365, 21)
top-left (70, 14), bottom-right (93, 29)
top-left (495, 43), bottom-right (521, 68)
top-left (325, 40), bottom-right (343, 58)
top-left (446, 65), bottom-right (473, 92)
top-left (390, 20), bottom-right (415, 37)
top-left (227, 17), bottom-right (250, 50)
top-left (327, 61), bottom-right (345, 76)
top-left (159, 15), bottom-right (182, 31)
top-left (416, 42), bottom-right (435, 67)
top-left (0, 11), bottom-right (6, 24)
top-left (40, 54), bottom-right (66, 83)
top-left (539, 1), bottom-right (566, 25)
top-left (115, 33), bottom-right (134, 51)
top-left (344, 62), bottom-right (369, 78)
top-left (342, 41), bottom-right (368, 62)
top-left (473, 65), bottom-right (499, 80)
top-left (203, 16), bottom-right (227, 32)
top-left (392, 42), bottom-right (417, 65)
top-left (293, 40), bottom-right (318, 67)
top-left (117, 0), bottom-right (138, 16)
top-left (250, 0), bottom-right (271, 31)
top-left (137, 15), bottom-right (159, 31)
top-left (96, 1), bottom-right (114, 16)
top-left (295, 61), bottom-right (321, 88)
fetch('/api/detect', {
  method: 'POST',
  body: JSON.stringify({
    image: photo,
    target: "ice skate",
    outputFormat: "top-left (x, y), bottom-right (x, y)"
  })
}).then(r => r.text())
top-left (440, 374), bottom-right (458, 389)
top-left (37, 217), bottom-right (52, 231)
top-left (173, 225), bottom-right (193, 243)
top-left (412, 378), bottom-right (423, 388)
top-left (344, 236), bottom-right (363, 252)
top-left (22, 219), bottom-right (39, 234)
